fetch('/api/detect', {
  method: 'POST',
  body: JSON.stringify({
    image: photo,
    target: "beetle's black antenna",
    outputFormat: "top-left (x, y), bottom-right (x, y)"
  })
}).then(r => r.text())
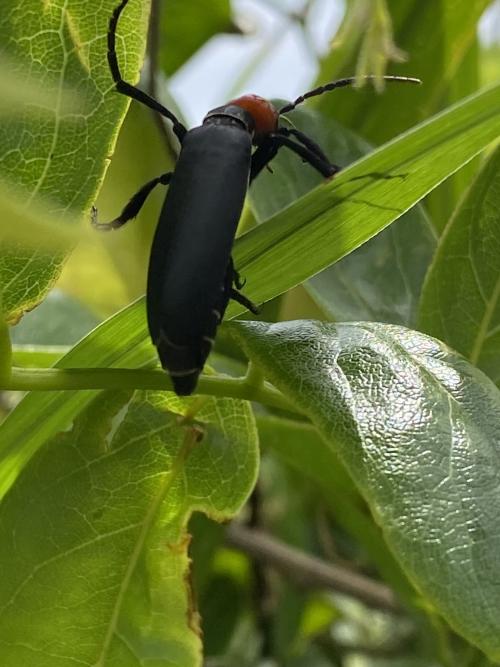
top-left (278, 75), bottom-right (421, 115)
top-left (108, 0), bottom-right (187, 143)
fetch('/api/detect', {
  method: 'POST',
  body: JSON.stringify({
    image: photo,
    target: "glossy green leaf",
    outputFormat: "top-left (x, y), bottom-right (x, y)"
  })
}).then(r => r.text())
top-left (419, 144), bottom-right (500, 385)
top-left (231, 83), bottom-right (500, 319)
top-left (0, 389), bottom-right (258, 666)
top-left (250, 109), bottom-right (436, 326)
top-left (230, 319), bottom-right (500, 660)
top-left (0, 0), bottom-right (150, 321)
top-left (257, 415), bottom-right (414, 603)
top-left (160, 0), bottom-right (234, 76)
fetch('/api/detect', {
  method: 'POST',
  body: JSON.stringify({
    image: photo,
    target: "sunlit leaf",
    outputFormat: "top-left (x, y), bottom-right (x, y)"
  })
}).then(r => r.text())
top-left (0, 0), bottom-right (150, 321)
top-left (60, 102), bottom-right (173, 316)
top-left (232, 84), bottom-right (500, 318)
top-left (250, 108), bottom-right (436, 326)
top-left (0, 389), bottom-right (258, 665)
top-left (0, 299), bottom-right (152, 498)
top-left (419, 144), bottom-right (500, 384)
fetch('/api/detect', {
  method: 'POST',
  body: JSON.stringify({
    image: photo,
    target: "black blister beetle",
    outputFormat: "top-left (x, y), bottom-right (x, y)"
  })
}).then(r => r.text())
top-left (93, 0), bottom-right (420, 395)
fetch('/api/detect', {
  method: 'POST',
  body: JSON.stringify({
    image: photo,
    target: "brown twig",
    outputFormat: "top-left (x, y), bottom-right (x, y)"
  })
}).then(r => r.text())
top-left (315, 628), bottom-right (416, 659)
top-left (247, 486), bottom-right (274, 657)
top-left (226, 524), bottom-right (400, 613)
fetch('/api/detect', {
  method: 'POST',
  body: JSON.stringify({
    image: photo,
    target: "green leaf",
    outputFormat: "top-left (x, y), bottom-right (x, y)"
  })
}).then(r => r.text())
top-left (307, 206), bottom-right (436, 326)
top-left (482, 45), bottom-right (500, 86)
top-left (230, 319), bottom-right (500, 660)
top-left (159, 0), bottom-right (234, 76)
top-left (424, 38), bottom-right (481, 233)
top-left (0, 299), bottom-right (151, 498)
top-left (257, 415), bottom-right (415, 603)
top-left (231, 83), bottom-right (500, 319)
top-left (0, 54), bottom-right (80, 116)
top-left (0, 389), bottom-right (258, 666)
top-left (316, 0), bottom-right (486, 244)
top-left (355, 0), bottom-right (407, 85)
top-left (250, 109), bottom-right (436, 326)
top-left (0, 183), bottom-right (80, 254)
top-left (0, 245), bottom-right (66, 324)
top-left (317, 0), bottom-right (491, 144)
top-left (2, 84), bottom-right (499, 498)
top-left (12, 345), bottom-right (68, 368)
top-left (10, 290), bottom-right (99, 345)
top-left (0, 0), bottom-right (150, 321)
top-left (63, 101), bottom-right (173, 316)
top-left (419, 144), bottom-right (500, 385)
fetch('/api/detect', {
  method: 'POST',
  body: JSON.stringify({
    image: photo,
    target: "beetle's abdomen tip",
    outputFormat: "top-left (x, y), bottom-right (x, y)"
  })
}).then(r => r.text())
top-left (155, 331), bottom-right (204, 396)
top-left (171, 374), bottom-right (199, 396)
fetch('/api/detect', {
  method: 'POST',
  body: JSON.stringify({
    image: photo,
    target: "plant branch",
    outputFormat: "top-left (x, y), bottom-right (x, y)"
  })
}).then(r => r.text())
top-left (1, 366), bottom-right (296, 412)
top-left (226, 524), bottom-right (401, 613)
top-left (247, 485), bottom-right (273, 658)
top-left (314, 632), bottom-right (413, 659)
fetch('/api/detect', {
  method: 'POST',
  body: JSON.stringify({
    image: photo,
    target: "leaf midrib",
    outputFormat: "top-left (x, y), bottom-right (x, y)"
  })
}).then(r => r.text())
top-left (93, 433), bottom-right (193, 666)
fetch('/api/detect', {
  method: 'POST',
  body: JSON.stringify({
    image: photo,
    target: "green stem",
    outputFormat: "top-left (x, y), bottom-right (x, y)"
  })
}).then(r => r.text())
top-left (0, 308), bottom-right (12, 384)
top-left (244, 361), bottom-right (265, 390)
top-left (1, 366), bottom-right (297, 413)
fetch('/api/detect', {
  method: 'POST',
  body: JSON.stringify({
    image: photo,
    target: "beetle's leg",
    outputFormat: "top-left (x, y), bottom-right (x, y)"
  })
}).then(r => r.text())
top-left (92, 171), bottom-right (172, 230)
top-left (229, 258), bottom-right (246, 291)
top-left (227, 258), bottom-right (259, 314)
top-left (232, 267), bottom-right (246, 290)
top-left (269, 133), bottom-right (338, 178)
top-left (250, 138), bottom-right (280, 182)
top-left (230, 288), bottom-right (259, 315)
top-left (108, 0), bottom-right (187, 144)
top-left (250, 133), bottom-right (339, 181)
top-left (277, 127), bottom-right (340, 173)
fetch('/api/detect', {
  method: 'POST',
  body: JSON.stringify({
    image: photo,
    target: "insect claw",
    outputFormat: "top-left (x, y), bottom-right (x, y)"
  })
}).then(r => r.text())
top-left (91, 205), bottom-right (129, 231)
top-left (233, 268), bottom-right (246, 290)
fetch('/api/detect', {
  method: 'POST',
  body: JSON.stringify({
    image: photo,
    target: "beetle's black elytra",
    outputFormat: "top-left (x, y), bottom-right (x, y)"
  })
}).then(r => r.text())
top-left (93, 0), bottom-right (421, 395)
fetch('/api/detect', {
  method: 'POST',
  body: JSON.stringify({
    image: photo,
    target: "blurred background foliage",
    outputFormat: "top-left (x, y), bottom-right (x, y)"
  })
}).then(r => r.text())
top-left (1, 0), bottom-right (500, 665)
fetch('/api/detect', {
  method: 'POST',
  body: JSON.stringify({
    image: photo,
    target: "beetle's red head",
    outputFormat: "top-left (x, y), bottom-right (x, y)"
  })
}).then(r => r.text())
top-left (228, 94), bottom-right (279, 143)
